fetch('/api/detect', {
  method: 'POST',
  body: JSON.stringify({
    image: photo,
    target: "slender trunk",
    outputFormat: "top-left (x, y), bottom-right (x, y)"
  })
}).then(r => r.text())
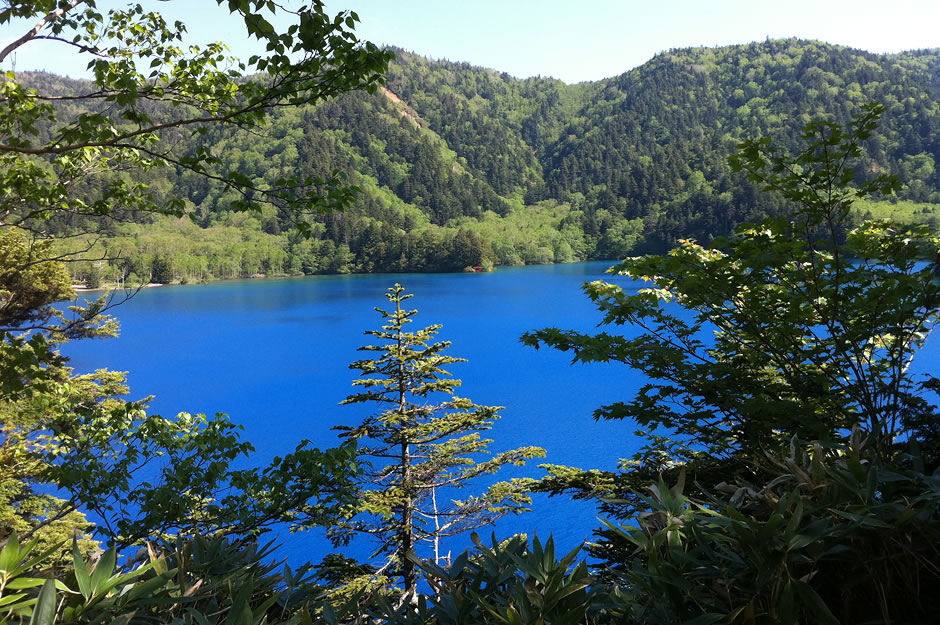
top-left (0, 0), bottom-right (86, 64)
top-left (397, 301), bottom-right (417, 597)
top-left (401, 437), bottom-right (416, 596)
top-left (432, 486), bottom-right (440, 565)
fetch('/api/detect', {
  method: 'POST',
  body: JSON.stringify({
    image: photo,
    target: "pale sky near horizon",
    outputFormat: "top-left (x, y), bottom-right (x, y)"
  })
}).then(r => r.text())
top-left (2, 0), bottom-right (939, 84)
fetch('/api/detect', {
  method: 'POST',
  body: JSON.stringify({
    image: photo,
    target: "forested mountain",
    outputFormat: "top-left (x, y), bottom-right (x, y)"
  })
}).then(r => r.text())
top-left (8, 1), bottom-right (940, 618)
top-left (41, 39), bottom-right (940, 284)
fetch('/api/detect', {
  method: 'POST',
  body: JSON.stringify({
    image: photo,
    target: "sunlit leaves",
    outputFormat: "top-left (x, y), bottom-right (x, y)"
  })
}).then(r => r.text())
top-left (335, 284), bottom-right (545, 595)
top-left (527, 104), bottom-right (940, 468)
top-left (0, 531), bottom-right (329, 625)
top-left (1, 0), bottom-right (393, 235)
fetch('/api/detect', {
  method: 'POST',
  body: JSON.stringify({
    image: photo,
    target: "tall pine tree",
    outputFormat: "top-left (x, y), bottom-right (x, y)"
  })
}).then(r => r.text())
top-left (335, 284), bottom-right (544, 598)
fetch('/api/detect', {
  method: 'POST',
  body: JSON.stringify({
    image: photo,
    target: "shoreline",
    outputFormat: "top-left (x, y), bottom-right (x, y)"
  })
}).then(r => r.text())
top-left (70, 272), bottom-right (309, 293)
top-left (72, 282), bottom-right (165, 293)
top-left (68, 258), bottom-right (623, 293)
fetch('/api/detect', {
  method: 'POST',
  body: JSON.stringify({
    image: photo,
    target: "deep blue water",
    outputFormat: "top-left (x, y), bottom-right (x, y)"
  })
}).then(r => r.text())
top-left (64, 262), bottom-right (645, 563)
top-left (62, 261), bottom-right (940, 566)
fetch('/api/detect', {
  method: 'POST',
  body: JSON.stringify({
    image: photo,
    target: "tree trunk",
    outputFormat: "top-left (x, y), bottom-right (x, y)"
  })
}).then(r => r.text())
top-left (397, 308), bottom-right (417, 598)
top-left (401, 438), bottom-right (416, 597)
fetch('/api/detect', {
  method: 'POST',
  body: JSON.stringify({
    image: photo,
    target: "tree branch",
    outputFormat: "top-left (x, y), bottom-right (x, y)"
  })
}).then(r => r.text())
top-left (0, 0), bottom-right (87, 65)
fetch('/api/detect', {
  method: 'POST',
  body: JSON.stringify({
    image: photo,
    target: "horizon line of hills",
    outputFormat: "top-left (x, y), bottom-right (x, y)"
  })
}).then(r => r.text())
top-left (28, 38), bottom-right (940, 283)
top-left (392, 39), bottom-right (940, 85)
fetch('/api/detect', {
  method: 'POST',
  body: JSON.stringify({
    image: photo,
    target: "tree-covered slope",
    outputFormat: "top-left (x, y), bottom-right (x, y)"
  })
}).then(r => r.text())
top-left (543, 40), bottom-right (940, 247)
top-left (382, 48), bottom-right (598, 199)
top-left (45, 39), bottom-right (940, 284)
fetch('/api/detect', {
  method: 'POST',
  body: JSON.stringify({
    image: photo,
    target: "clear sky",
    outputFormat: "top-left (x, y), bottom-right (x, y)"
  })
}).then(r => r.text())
top-left (2, 0), bottom-right (939, 83)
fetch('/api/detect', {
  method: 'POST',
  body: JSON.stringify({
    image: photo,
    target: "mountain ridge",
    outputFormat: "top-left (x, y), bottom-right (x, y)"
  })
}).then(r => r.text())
top-left (26, 39), bottom-right (940, 283)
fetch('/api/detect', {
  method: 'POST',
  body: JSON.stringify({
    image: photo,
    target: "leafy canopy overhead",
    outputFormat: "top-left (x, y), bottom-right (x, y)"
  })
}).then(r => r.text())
top-left (0, 0), bottom-right (391, 551)
top-left (0, 0), bottom-right (393, 234)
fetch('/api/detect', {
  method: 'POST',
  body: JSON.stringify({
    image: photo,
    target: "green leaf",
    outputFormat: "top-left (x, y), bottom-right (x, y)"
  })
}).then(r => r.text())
top-left (793, 580), bottom-right (840, 625)
top-left (72, 539), bottom-right (93, 599)
top-left (0, 593), bottom-right (29, 608)
top-left (6, 578), bottom-right (68, 592)
top-left (90, 547), bottom-right (117, 594)
top-left (787, 533), bottom-right (818, 551)
top-left (28, 579), bottom-right (57, 625)
top-left (0, 533), bottom-right (21, 572)
top-left (681, 614), bottom-right (726, 625)
top-left (225, 581), bottom-right (254, 625)
top-left (124, 569), bottom-right (177, 602)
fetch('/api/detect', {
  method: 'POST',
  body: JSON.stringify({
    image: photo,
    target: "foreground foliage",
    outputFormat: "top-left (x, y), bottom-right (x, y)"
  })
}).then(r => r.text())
top-left (0, 530), bottom-right (610, 625)
top-left (0, 0), bottom-right (385, 564)
top-left (0, 533), bottom-right (339, 625)
top-left (524, 103), bottom-right (940, 623)
top-left (611, 436), bottom-right (940, 624)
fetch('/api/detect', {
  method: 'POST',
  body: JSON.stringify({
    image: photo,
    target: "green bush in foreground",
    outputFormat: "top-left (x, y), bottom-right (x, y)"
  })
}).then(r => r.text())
top-left (609, 435), bottom-right (940, 624)
top-left (526, 102), bottom-right (940, 623)
top-left (0, 534), bottom-right (327, 625)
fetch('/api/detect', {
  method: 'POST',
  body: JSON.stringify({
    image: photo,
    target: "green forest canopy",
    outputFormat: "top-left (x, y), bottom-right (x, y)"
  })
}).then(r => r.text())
top-left (23, 38), bottom-right (940, 284)
top-left (2, 2), bottom-right (940, 621)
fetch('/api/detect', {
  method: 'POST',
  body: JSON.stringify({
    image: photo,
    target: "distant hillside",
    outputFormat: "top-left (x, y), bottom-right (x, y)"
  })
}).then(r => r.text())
top-left (35, 39), bottom-right (940, 284)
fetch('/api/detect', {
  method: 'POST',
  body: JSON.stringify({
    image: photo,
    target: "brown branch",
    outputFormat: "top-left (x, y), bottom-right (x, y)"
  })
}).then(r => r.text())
top-left (0, 108), bottom-right (260, 155)
top-left (29, 34), bottom-right (110, 58)
top-left (0, 0), bottom-right (87, 65)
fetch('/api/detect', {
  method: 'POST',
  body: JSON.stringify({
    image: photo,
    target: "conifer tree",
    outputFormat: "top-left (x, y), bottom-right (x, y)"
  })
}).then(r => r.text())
top-left (335, 284), bottom-right (545, 598)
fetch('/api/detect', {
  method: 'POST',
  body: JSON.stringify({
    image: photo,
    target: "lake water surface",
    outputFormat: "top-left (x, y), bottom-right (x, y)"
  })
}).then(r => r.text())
top-left (66, 261), bottom-right (645, 563)
top-left (63, 261), bottom-right (939, 565)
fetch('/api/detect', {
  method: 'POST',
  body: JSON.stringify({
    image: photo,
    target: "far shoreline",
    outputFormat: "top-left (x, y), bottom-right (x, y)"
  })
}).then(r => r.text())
top-left (68, 258), bottom-right (626, 293)
top-left (72, 282), bottom-right (165, 293)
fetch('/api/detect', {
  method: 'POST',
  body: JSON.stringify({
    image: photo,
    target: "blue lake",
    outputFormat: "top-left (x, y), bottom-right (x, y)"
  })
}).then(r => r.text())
top-left (62, 261), bottom-right (940, 566)
top-left (65, 261), bottom-right (645, 563)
